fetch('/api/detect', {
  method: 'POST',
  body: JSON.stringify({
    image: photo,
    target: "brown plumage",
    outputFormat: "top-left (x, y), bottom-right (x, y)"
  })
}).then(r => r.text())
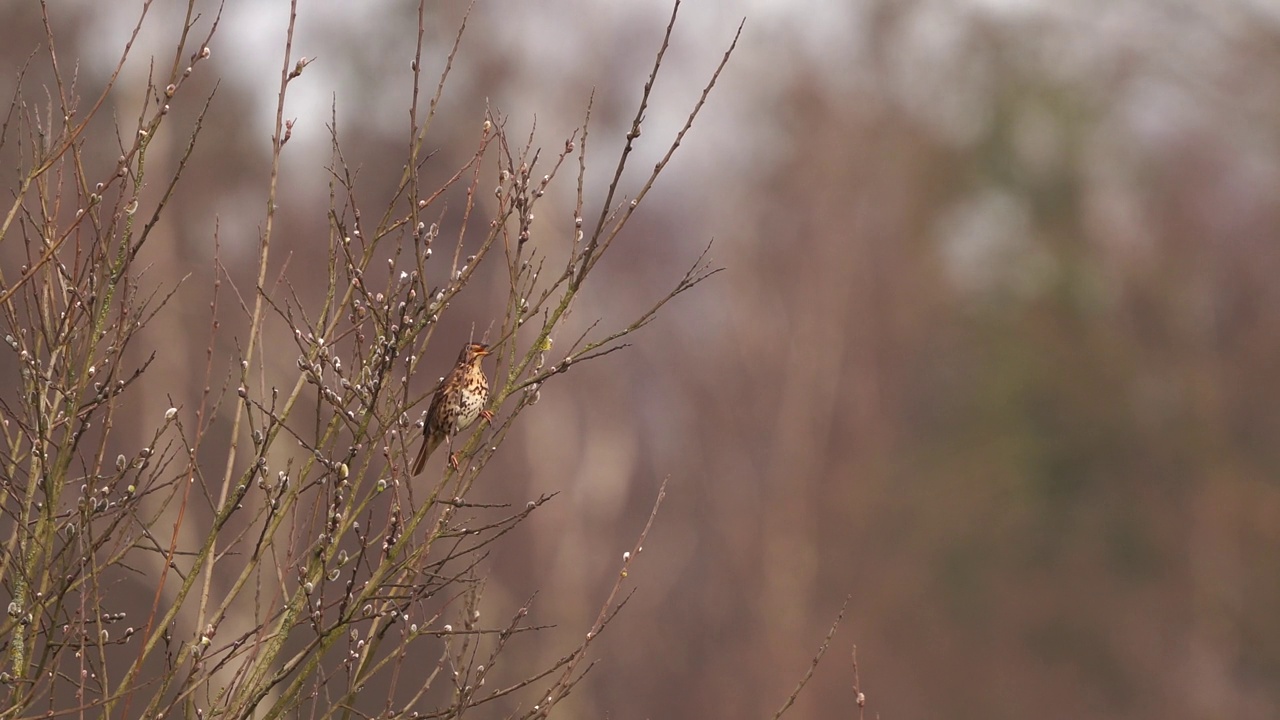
top-left (412, 342), bottom-right (492, 475)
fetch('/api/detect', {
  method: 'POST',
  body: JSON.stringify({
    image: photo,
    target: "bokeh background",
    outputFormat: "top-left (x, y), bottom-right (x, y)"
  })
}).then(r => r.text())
top-left (4, 1), bottom-right (1280, 718)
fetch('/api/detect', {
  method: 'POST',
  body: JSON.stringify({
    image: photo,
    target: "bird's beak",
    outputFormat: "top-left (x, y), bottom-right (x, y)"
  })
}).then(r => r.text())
top-left (477, 347), bottom-right (492, 357)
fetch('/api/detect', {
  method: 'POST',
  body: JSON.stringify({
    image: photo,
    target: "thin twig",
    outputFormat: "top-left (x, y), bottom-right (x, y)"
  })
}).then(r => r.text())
top-left (771, 595), bottom-right (851, 720)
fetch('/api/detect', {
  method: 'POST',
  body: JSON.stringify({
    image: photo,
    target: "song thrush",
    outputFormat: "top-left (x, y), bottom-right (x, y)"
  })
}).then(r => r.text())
top-left (412, 342), bottom-right (492, 475)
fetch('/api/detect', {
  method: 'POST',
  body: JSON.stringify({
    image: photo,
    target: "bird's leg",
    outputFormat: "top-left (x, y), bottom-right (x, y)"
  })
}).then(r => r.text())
top-left (446, 436), bottom-right (460, 470)
top-left (481, 409), bottom-right (494, 426)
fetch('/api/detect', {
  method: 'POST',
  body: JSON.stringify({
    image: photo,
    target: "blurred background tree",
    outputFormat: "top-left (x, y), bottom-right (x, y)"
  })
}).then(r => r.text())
top-left (2, 1), bottom-right (1277, 718)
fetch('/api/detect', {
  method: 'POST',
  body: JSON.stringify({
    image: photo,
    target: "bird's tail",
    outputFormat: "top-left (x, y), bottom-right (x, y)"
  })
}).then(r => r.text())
top-left (412, 433), bottom-right (444, 476)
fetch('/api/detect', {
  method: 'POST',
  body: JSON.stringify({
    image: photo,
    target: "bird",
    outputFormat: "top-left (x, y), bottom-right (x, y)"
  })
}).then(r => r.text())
top-left (412, 342), bottom-right (492, 475)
